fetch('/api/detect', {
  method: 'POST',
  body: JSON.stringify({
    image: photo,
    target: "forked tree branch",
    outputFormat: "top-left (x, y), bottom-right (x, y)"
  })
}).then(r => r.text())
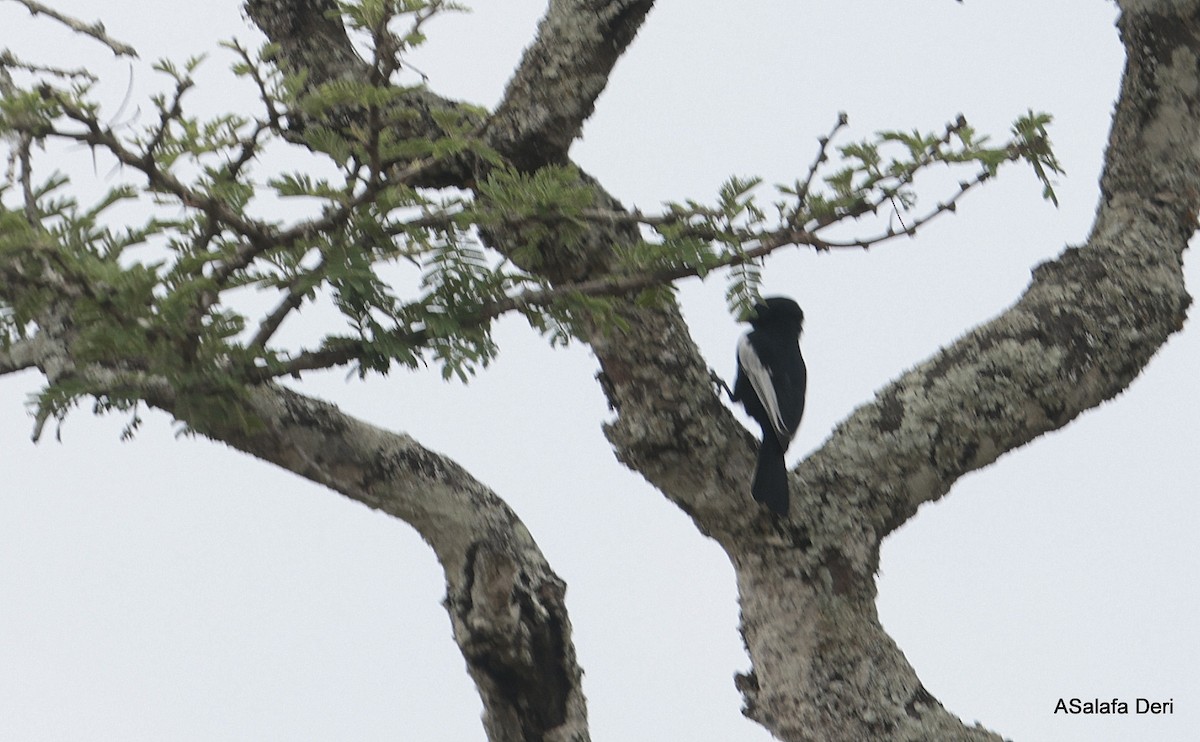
top-left (243, 2), bottom-right (1142, 740)
top-left (7, 1), bottom-right (1188, 741)
top-left (595, 3), bottom-right (1194, 738)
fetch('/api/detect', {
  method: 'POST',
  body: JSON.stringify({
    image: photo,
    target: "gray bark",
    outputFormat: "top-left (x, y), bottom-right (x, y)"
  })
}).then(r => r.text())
top-left (592, 3), bottom-right (1195, 739)
top-left (2, 0), bottom-right (1194, 740)
top-left (187, 385), bottom-right (591, 742)
top-left (9, 314), bottom-right (589, 741)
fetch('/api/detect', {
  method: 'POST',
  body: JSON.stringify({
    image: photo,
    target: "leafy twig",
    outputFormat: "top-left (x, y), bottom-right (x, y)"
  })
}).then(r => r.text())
top-left (0, 49), bottom-right (96, 82)
top-left (248, 253), bottom-right (330, 349)
top-left (792, 111), bottom-right (849, 216)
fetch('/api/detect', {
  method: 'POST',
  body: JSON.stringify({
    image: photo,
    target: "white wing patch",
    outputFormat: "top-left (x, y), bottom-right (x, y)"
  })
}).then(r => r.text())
top-left (738, 334), bottom-right (787, 443)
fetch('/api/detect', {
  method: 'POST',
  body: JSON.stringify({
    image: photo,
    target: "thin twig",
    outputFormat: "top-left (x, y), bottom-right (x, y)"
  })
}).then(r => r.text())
top-left (0, 49), bottom-right (96, 81)
top-left (18, 134), bottom-right (36, 223)
top-left (248, 253), bottom-right (329, 349)
top-left (141, 75), bottom-right (194, 161)
top-left (227, 40), bottom-right (284, 134)
top-left (794, 111), bottom-right (849, 213)
top-left (7, 0), bottom-right (138, 58)
top-left (804, 170), bottom-right (991, 249)
top-left (51, 92), bottom-right (271, 239)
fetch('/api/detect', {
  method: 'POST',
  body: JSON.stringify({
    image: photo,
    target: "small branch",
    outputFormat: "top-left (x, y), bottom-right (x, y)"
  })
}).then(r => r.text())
top-left (7, 0), bottom-right (138, 58)
top-left (141, 75), bottom-right (194, 160)
top-left (37, 82), bottom-right (464, 365)
top-left (50, 91), bottom-right (378, 292)
top-left (484, 0), bottom-right (655, 168)
top-left (225, 121), bottom-right (273, 181)
top-left (249, 163), bottom-right (1001, 380)
top-left (17, 132), bottom-right (36, 223)
top-left (245, 113), bottom-right (1027, 382)
top-left (243, 256), bottom-right (765, 380)
top-left (577, 162), bottom-right (990, 255)
top-left (0, 49), bottom-right (96, 82)
top-left (207, 126), bottom-right (452, 291)
top-left (224, 45), bottom-right (286, 174)
top-left (803, 167), bottom-right (998, 250)
top-left (256, 339), bottom-right (362, 378)
top-left (248, 253), bottom-right (330, 350)
top-left (794, 111), bottom-right (849, 214)
top-left (47, 87), bottom-right (383, 292)
top-left (248, 204), bottom-right (465, 353)
top-left (51, 93), bottom-right (276, 245)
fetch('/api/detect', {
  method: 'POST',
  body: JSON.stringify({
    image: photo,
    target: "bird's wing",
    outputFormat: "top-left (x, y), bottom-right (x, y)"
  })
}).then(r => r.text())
top-left (737, 334), bottom-right (788, 443)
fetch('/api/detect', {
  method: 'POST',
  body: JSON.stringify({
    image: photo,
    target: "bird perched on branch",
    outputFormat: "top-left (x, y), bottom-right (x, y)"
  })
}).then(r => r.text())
top-left (730, 297), bottom-right (807, 516)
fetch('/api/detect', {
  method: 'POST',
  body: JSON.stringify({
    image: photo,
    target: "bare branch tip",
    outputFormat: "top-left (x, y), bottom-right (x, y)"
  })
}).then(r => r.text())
top-left (13, 0), bottom-right (139, 58)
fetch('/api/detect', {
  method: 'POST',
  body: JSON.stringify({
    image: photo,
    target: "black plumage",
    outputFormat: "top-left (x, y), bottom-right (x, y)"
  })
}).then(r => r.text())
top-left (731, 297), bottom-right (807, 516)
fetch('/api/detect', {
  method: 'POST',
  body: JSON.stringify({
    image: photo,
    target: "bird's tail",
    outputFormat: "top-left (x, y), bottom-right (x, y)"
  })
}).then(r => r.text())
top-left (751, 434), bottom-right (789, 516)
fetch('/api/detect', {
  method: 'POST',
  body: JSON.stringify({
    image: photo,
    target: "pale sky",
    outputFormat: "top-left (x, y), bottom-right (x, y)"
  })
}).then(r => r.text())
top-left (1, 2), bottom-right (1196, 741)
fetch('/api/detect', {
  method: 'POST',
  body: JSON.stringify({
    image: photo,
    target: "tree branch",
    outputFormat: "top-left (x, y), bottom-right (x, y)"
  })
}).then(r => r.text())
top-left (247, 253), bottom-right (330, 350)
top-left (22, 324), bottom-right (591, 740)
top-left (6, 0), bottom-right (138, 58)
top-left (242, 0), bottom-right (486, 189)
top-left (51, 95), bottom-right (279, 246)
top-left (792, 112), bottom-right (850, 215)
top-left (793, 0), bottom-right (1197, 570)
top-left (241, 0), bottom-right (364, 85)
top-left (0, 49), bottom-right (96, 82)
top-left (598, 2), bottom-right (1195, 738)
top-left (220, 2), bottom-right (1191, 740)
top-left (484, 0), bottom-right (656, 169)
top-left (0, 337), bottom-right (40, 375)
top-left (175, 382), bottom-right (590, 742)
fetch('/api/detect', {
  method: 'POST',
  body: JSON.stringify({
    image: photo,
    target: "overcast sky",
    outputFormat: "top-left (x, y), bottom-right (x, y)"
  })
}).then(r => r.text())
top-left (1, 1), bottom-right (1196, 741)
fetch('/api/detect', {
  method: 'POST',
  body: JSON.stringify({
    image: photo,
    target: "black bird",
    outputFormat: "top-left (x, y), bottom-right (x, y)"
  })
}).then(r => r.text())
top-left (731, 297), bottom-right (807, 516)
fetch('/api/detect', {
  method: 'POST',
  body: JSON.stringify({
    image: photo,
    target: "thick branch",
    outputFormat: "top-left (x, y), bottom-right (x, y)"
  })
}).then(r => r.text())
top-left (24, 332), bottom-right (589, 741)
top-left (0, 337), bottom-right (41, 375)
top-left (243, 0), bottom-right (485, 189)
top-left (484, 0), bottom-right (656, 169)
top-left (484, 4), bottom-right (1195, 741)
top-left (600, 3), bottom-right (1194, 739)
top-left (792, 0), bottom-right (1196, 573)
top-left (241, 0), bottom-right (364, 85)
top-left (231, 2), bottom-right (1191, 741)
top-left (174, 383), bottom-right (590, 742)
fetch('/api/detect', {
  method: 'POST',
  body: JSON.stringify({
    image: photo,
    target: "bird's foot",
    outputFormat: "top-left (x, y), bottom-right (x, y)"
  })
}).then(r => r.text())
top-left (709, 368), bottom-right (733, 400)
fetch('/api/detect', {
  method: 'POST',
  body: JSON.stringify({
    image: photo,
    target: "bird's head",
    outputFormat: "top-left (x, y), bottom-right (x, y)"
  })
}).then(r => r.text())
top-left (749, 296), bottom-right (804, 333)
